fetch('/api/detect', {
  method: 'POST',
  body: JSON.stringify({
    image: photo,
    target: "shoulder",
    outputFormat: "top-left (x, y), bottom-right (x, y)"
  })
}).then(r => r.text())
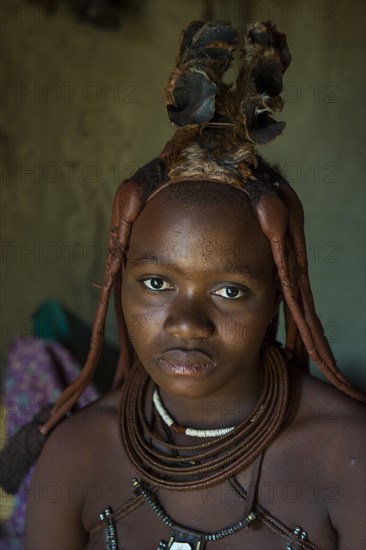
top-left (266, 365), bottom-right (365, 481)
top-left (285, 368), bottom-right (365, 545)
top-left (289, 367), bottom-right (365, 446)
top-left (25, 388), bottom-right (122, 549)
top-left (284, 367), bottom-right (365, 464)
top-left (38, 388), bottom-right (122, 465)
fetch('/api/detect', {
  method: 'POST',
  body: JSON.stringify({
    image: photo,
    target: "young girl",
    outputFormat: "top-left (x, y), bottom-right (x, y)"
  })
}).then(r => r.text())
top-left (23, 20), bottom-right (365, 550)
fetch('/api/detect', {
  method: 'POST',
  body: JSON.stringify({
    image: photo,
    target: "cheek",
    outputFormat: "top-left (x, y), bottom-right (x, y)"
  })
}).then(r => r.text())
top-left (218, 315), bottom-right (268, 349)
top-left (121, 281), bottom-right (163, 350)
top-left (218, 292), bottom-right (275, 348)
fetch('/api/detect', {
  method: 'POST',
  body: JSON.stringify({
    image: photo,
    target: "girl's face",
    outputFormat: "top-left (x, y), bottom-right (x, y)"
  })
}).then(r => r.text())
top-left (121, 189), bottom-right (279, 400)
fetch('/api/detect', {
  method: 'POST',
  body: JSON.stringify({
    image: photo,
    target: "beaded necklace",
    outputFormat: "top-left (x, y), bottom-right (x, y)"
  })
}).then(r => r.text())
top-left (132, 476), bottom-right (258, 550)
top-left (152, 388), bottom-right (235, 437)
top-left (119, 344), bottom-right (289, 490)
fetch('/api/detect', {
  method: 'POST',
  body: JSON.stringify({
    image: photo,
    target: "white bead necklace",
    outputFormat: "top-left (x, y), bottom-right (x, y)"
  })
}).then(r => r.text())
top-left (152, 388), bottom-right (235, 438)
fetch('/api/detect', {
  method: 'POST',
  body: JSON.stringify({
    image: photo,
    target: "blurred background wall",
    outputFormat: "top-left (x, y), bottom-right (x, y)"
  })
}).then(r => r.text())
top-left (1, 0), bottom-right (365, 391)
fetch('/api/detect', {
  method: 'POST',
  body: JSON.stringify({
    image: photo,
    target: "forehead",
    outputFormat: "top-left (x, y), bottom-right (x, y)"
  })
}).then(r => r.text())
top-left (127, 188), bottom-right (273, 273)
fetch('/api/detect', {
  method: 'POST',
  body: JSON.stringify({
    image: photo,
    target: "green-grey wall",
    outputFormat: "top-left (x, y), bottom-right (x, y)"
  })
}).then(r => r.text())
top-left (1, 0), bottom-right (365, 391)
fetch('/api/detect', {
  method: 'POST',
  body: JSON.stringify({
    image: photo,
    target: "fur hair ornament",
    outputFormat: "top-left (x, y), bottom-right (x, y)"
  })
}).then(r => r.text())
top-left (160, 20), bottom-right (291, 187)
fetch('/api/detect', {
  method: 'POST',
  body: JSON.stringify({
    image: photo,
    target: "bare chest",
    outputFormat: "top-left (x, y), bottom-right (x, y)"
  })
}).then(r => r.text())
top-left (81, 431), bottom-right (337, 550)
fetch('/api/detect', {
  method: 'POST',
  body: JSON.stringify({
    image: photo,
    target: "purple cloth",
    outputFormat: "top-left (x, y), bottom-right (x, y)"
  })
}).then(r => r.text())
top-left (1, 336), bottom-right (99, 549)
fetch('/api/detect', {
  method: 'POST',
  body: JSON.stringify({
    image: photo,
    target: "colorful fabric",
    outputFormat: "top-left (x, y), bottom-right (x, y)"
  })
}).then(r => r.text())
top-left (0, 336), bottom-right (99, 549)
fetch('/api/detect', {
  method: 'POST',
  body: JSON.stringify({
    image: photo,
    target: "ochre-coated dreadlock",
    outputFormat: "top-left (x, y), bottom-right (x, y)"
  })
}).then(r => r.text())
top-left (38, 19), bottom-right (365, 440)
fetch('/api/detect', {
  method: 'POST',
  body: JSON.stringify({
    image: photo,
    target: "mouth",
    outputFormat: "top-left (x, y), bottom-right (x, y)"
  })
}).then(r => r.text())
top-left (156, 349), bottom-right (217, 378)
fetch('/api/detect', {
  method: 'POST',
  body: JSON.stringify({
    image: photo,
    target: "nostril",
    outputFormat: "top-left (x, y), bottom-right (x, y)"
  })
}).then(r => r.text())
top-left (163, 312), bottom-right (215, 339)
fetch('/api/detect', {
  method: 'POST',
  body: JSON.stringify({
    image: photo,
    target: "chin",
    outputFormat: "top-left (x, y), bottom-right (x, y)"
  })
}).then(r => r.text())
top-left (154, 374), bottom-right (222, 401)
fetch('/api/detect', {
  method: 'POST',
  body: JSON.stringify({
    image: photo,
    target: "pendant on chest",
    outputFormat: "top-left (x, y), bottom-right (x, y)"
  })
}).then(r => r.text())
top-left (157, 528), bottom-right (207, 550)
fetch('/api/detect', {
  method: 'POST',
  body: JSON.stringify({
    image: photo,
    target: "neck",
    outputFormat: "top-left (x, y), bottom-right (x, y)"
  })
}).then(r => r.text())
top-left (158, 358), bottom-right (264, 431)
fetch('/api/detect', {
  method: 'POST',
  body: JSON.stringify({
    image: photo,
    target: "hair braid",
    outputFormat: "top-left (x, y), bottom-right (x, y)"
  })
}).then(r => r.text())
top-left (254, 185), bottom-right (363, 401)
top-left (40, 180), bottom-right (146, 435)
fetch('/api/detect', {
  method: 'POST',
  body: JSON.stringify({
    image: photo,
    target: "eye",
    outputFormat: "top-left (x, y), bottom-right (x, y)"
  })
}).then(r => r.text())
top-left (212, 286), bottom-right (247, 299)
top-left (141, 277), bottom-right (174, 291)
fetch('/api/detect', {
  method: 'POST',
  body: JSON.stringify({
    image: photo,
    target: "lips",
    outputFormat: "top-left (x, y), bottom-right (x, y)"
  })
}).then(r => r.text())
top-left (156, 349), bottom-right (216, 378)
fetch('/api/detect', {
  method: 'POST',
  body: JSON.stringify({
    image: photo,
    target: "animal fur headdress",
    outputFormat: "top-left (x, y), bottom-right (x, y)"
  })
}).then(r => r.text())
top-left (157, 20), bottom-right (291, 189)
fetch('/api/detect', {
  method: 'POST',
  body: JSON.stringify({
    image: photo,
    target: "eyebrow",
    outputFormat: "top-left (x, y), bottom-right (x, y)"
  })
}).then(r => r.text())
top-left (126, 252), bottom-right (259, 279)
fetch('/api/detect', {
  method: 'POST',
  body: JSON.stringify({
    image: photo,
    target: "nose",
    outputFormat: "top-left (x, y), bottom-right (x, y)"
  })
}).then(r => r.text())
top-left (163, 299), bottom-right (215, 340)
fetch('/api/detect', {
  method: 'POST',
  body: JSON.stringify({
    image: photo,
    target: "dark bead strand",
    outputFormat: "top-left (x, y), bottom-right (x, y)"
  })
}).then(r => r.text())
top-left (100, 508), bottom-right (119, 550)
top-left (132, 478), bottom-right (173, 527)
top-left (132, 477), bottom-right (249, 542)
top-left (105, 508), bottom-right (118, 550)
top-left (228, 478), bottom-right (318, 550)
top-left (90, 495), bottom-right (144, 540)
